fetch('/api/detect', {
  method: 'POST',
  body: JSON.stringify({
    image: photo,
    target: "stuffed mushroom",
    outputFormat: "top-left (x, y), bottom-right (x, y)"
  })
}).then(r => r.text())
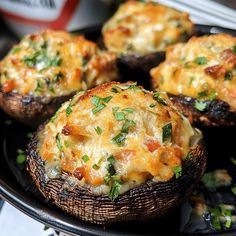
top-left (0, 30), bottom-right (118, 126)
top-left (102, 1), bottom-right (193, 77)
top-left (27, 81), bottom-right (207, 224)
top-left (151, 34), bottom-right (236, 126)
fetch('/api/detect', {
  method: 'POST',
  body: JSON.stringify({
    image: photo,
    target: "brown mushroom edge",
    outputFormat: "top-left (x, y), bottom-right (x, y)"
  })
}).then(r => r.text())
top-left (168, 94), bottom-right (236, 127)
top-left (26, 126), bottom-right (207, 225)
top-left (0, 88), bottom-right (75, 127)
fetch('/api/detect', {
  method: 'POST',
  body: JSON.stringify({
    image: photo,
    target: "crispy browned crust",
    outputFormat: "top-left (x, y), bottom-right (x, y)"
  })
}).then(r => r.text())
top-left (26, 123), bottom-right (207, 225)
top-left (168, 94), bottom-right (236, 126)
top-left (0, 89), bottom-right (75, 127)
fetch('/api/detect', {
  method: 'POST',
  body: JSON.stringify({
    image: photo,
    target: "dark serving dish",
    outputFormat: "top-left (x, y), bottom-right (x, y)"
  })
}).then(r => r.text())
top-left (0, 24), bottom-right (236, 236)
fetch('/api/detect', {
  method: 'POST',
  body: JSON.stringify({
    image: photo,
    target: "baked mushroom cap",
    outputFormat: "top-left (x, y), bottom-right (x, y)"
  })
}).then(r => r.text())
top-left (27, 82), bottom-right (207, 224)
top-left (102, 1), bottom-right (193, 56)
top-left (101, 1), bottom-right (193, 75)
top-left (151, 34), bottom-right (236, 126)
top-left (0, 30), bottom-right (118, 126)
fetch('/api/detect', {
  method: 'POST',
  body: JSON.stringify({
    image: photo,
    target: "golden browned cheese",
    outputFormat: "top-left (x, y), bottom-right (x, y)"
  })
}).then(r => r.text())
top-left (0, 30), bottom-right (118, 97)
top-left (151, 34), bottom-right (236, 111)
top-left (37, 82), bottom-right (200, 198)
top-left (102, 1), bottom-right (193, 56)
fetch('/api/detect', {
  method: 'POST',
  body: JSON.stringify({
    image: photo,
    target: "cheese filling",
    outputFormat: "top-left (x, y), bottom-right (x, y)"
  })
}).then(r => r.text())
top-left (151, 34), bottom-right (236, 111)
top-left (102, 1), bottom-right (193, 56)
top-left (0, 30), bottom-right (118, 97)
top-left (37, 82), bottom-right (200, 200)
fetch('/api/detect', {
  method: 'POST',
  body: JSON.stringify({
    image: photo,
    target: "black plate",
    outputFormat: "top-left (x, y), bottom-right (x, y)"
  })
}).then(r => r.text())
top-left (0, 25), bottom-right (236, 236)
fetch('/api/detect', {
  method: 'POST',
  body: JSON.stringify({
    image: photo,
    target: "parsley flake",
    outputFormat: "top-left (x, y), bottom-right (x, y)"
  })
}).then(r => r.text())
top-left (112, 132), bottom-right (126, 146)
top-left (82, 155), bottom-right (89, 163)
top-left (194, 57), bottom-right (207, 65)
top-left (172, 166), bottom-right (182, 179)
top-left (224, 72), bottom-right (232, 81)
top-left (56, 133), bottom-right (63, 151)
top-left (162, 123), bottom-right (172, 142)
top-left (94, 126), bottom-right (102, 135)
top-left (92, 103), bottom-right (106, 114)
top-left (194, 100), bottom-right (207, 111)
top-left (153, 92), bottom-right (167, 105)
top-left (16, 149), bottom-right (26, 165)
top-left (122, 107), bottom-right (134, 113)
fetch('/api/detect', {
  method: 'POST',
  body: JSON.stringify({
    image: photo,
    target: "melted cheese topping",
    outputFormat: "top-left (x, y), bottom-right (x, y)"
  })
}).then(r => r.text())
top-left (151, 34), bottom-right (236, 111)
top-left (0, 30), bottom-right (118, 97)
top-left (102, 1), bottom-right (193, 56)
top-left (38, 82), bottom-right (199, 197)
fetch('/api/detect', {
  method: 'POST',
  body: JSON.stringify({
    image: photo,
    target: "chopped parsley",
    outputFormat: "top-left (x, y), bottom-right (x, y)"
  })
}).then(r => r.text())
top-left (91, 95), bottom-right (112, 114)
top-left (94, 126), bottom-right (102, 135)
top-left (10, 47), bottom-right (21, 54)
top-left (92, 163), bottom-right (100, 170)
top-left (108, 179), bottom-right (122, 201)
top-left (16, 149), bottom-right (26, 165)
top-left (208, 90), bottom-right (218, 100)
top-left (82, 56), bottom-right (89, 67)
top-left (194, 100), bottom-right (207, 111)
top-left (53, 71), bottom-right (64, 83)
top-left (185, 151), bottom-right (193, 160)
top-left (64, 140), bottom-right (69, 148)
top-left (153, 92), bottom-right (167, 105)
top-left (56, 133), bottom-right (63, 151)
top-left (231, 186), bottom-right (236, 196)
top-left (23, 50), bottom-right (62, 71)
top-left (121, 119), bottom-right (136, 133)
top-left (233, 44), bottom-right (236, 53)
top-left (115, 112), bottom-right (126, 121)
top-left (66, 103), bottom-right (73, 116)
top-left (194, 57), bottom-right (207, 65)
top-left (149, 103), bottom-right (156, 108)
top-left (92, 103), bottom-right (106, 114)
top-left (82, 155), bottom-right (89, 163)
top-left (162, 123), bottom-right (172, 143)
top-left (198, 90), bottom-right (208, 97)
top-left (122, 107), bottom-right (134, 113)
top-left (111, 86), bottom-right (121, 93)
top-left (111, 132), bottom-right (126, 146)
top-left (230, 157), bottom-right (236, 165)
top-left (224, 72), bottom-right (232, 81)
top-left (172, 166), bottom-right (182, 179)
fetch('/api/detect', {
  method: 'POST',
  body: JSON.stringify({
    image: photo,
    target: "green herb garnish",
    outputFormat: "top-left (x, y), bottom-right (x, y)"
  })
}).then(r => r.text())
top-left (10, 47), bottom-right (21, 54)
top-left (122, 107), bottom-right (134, 113)
top-left (82, 155), bottom-right (89, 163)
top-left (121, 119), bottom-right (136, 133)
top-left (208, 90), bottom-right (218, 100)
top-left (66, 103), bottom-right (73, 116)
top-left (230, 157), bottom-right (236, 165)
top-left (162, 123), bottom-right (172, 142)
top-left (172, 166), bottom-right (182, 179)
top-left (56, 133), bottom-right (63, 151)
top-left (149, 103), bottom-right (156, 108)
top-left (194, 100), bottom-right (207, 111)
top-left (111, 86), bottom-right (121, 93)
top-left (153, 92), bottom-right (167, 105)
top-left (108, 179), bottom-right (121, 201)
top-left (16, 149), bottom-right (26, 164)
top-left (92, 103), bottom-right (106, 114)
top-left (224, 72), bottom-right (232, 81)
top-left (198, 90), bottom-right (208, 97)
top-left (231, 186), bottom-right (236, 196)
top-left (92, 164), bottom-right (100, 170)
top-left (111, 132), bottom-right (126, 146)
top-left (103, 96), bottom-right (113, 103)
top-left (94, 126), bottom-right (102, 135)
top-left (115, 112), bottom-right (126, 121)
top-left (194, 57), bottom-right (207, 65)
top-left (233, 44), bottom-right (236, 53)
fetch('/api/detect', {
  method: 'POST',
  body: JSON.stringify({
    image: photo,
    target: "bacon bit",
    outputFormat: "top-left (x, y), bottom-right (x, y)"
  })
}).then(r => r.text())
top-left (11, 58), bottom-right (19, 65)
top-left (62, 123), bottom-right (89, 140)
top-left (145, 139), bottom-right (161, 152)
top-left (117, 26), bottom-right (131, 35)
top-left (75, 68), bottom-right (81, 80)
top-left (73, 166), bottom-right (85, 180)
top-left (2, 80), bottom-right (15, 93)
top-left (221, 49), bottom-right (236, 64)
top-left (204, 65), bottom-right (226, 78)
top-left (115, 149), bottom-right (136, 161)
top-left (62, 124), bottom-right (72, 136)
top-left (123, 94), bottom-right (128, 99)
